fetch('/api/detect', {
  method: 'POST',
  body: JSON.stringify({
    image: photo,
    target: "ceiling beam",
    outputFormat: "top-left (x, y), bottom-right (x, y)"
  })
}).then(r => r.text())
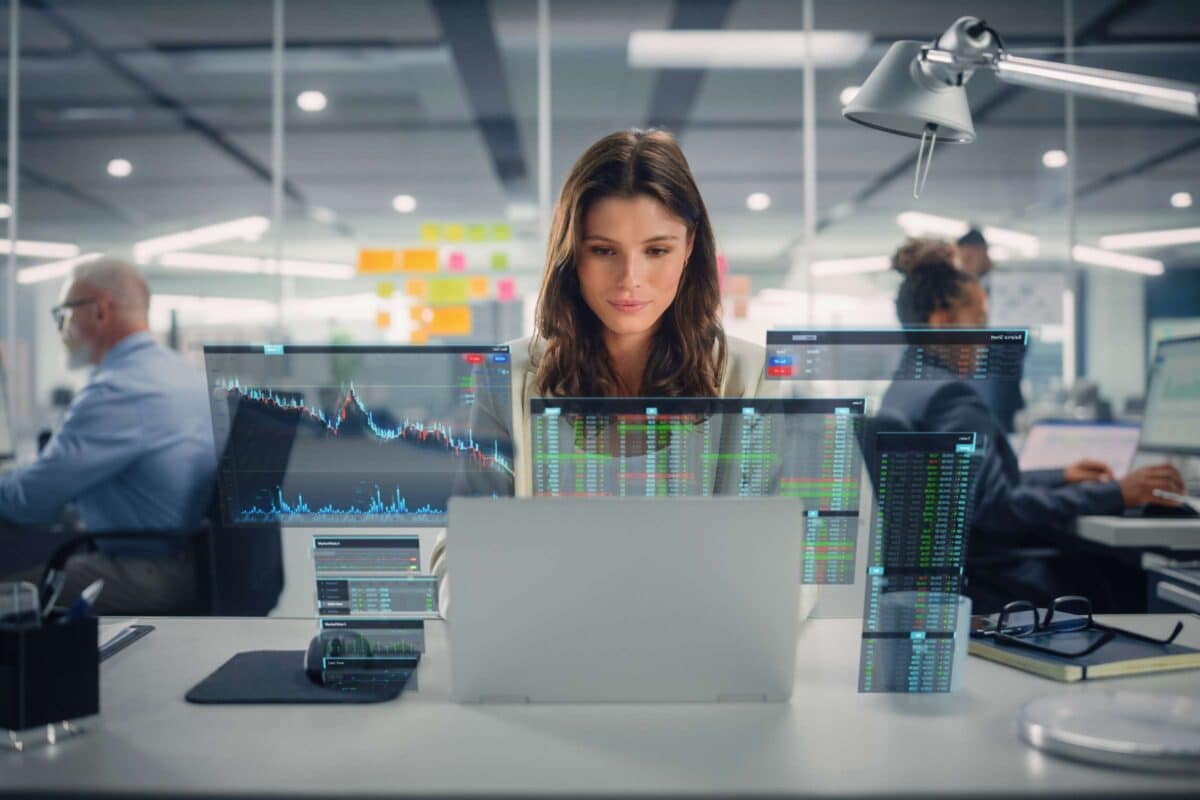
top-left (644, 0), bottom-right (736, 136)
top-left (429, 0), bottom-right (527, 191)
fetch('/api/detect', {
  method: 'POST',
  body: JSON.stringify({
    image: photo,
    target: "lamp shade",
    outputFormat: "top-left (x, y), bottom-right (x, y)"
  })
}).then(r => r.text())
top-left (843, 41), bottom-right (976, 143)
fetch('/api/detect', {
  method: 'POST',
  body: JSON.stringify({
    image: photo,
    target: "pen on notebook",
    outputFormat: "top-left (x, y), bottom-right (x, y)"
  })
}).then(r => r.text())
top-left (1151, 489), bottom-right (1200, 512)
top-left (60, 579), bottom-right (104, 624)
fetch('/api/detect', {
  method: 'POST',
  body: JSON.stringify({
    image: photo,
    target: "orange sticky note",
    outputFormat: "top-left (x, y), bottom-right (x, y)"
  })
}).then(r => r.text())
top-left (410, 328), bottom-right (429, 344)
top-left (357, 249), bottom-right (396, 274)
top-left (497, 278), bottom-right (516, 302)
top-left (410, 305), bottom-right (428, 323)
top-left (728, 275), bottom-right (751, 296)
top-left (401, 249), bottom-right (439, 272)
top-left (467, 276), bottom-right (490, 299)
top-left (376, 310), bottom-right (392, 329)
top-left (428, 305), bottom-right (472, 335)
top-left (404, 279), bottom-right (428, 298)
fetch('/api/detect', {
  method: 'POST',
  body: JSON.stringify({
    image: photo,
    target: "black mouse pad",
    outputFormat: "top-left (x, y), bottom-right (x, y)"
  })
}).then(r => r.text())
top-left (185, 650), bottom-right (407, 704)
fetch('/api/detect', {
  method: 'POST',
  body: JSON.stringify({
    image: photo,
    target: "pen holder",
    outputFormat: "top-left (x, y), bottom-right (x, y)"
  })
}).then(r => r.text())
top-left (0, 614), bottom-right (99, 742)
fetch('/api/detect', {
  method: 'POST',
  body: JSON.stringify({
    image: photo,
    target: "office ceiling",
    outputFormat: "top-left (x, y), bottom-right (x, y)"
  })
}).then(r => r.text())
top-left (1, 0), bottom-right (1198, 286)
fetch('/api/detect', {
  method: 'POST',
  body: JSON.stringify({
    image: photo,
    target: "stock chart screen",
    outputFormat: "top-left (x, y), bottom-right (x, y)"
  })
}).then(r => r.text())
top-left (204, 345), bottom-right (514, 527)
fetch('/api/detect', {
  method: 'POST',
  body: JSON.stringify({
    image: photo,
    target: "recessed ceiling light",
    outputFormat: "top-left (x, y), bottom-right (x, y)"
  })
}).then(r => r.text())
top-left (746, 192), bottom-right (771, 212)
top-left (1042, 149), bottom-right (1068, 169)
top-left (107, 158), bottom-right (132, 178)
top-left (297, 90), bottom-right (327, 112)
top-left (392, 194), bottom-right (417, 214)
top-left (839, 86), bottom-right (861, 106)
top-left (0, 203), bottom-right (10, 219)
top-left (1072, 245), bottom-right (1163, 276)
top-left (1170, 191), bottom-right (1193, 209)
top-left (627, 30), bottom-right (872, 69)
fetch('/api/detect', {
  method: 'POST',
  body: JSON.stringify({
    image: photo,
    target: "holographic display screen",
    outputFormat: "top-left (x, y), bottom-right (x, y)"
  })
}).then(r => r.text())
top-left (205, 345), bottom-right (514, 527)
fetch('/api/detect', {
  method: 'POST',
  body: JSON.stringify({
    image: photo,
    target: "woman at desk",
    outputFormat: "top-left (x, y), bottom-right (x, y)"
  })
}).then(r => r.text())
top-left (434, 129), bottom-right (808, 609)
top-left (880, 251), bottom-right (1185, 610)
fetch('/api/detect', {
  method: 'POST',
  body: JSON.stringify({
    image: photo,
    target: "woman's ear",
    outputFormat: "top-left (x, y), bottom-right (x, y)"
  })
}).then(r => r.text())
top-left (684, 230), bottom-right (695, 264)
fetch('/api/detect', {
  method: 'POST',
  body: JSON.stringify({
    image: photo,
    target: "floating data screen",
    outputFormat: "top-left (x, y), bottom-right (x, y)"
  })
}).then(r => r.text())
top-left (315, 577), bottom-right (438, 616)
top-left (319, 618), bottom-right (426, 654)
top-left (858, 431), bottom-right (979, 693)
top-left (0, 355), bottom-right (13, 459)
top-left (531, 397), bottom-right (866, 585)
top-left (312, 536), bottom-right (421, 574)
top-left (1140, 335), bottom-right (1200, 455)
top-left (766, 330), bottom-right (1027, 382)
top-left (205, 345), bottom-right (514, 526)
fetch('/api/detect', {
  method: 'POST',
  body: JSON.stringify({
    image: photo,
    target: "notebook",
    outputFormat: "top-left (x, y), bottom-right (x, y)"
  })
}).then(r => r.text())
top-left (968, 624), bottom-right (1200, 682)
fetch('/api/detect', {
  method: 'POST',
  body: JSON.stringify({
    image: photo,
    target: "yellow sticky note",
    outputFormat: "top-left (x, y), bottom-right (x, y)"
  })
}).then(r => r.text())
top-left (420, 223), bottom-right (441, 243)
top-left (430, 277), bottom-right (469, 305)
top-left (491, 223), bottom-right (511, 242)
top-left (401, 249), bottom-right (439, 272)
top-left (376, 281), bottom-right (395, 299)
top-left (404, 279), bottom-right (428, 299)
top-left (376, 310), bottom-right (392, 329)
top-left (428, 306), bottom-right (472, 335)
top-left (357, 249), bottom-right (397, 274)
top-left (444, 223), bottom-right (465, 242)
top-left (467, 277), bottom-right (490, 299)
top-left (466, 224), bottom-right (488, 242)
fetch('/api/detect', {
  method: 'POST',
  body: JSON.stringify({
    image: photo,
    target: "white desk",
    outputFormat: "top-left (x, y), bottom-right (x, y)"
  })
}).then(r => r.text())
top-left (2, 615), bottom-right (1198, 798)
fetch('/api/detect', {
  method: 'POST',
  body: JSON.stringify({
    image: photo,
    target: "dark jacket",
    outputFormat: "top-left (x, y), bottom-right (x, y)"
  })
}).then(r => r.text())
top-left (880, 377), bottom-right (1124, 544)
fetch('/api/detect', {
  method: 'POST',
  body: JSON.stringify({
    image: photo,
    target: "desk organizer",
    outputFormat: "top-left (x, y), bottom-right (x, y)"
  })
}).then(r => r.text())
top-left (1, 615), bottom-right (98, 747)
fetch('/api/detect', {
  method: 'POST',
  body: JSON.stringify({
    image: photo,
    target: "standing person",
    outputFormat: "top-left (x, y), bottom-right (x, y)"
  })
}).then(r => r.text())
top-left (0, 259), bottom-right (216, 613)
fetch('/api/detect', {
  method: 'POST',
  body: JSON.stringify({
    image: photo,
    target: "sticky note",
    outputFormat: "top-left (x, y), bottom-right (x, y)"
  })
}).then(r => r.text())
top-left (490, 251), bottom-right (509, 270)
top-left (447, 251), bottom-right (466, 272)
top-left (410, 305), bottom-right (428, 323)
top-left (376, 281), bottom-right (395, 299)
top-left (728, 275), bottom-right (751, 296)
top-left (428, 305), bottom-right (472, 336)
top-left (376, 310), bottom-right (392, 329)
top-left (401, 249), bottom-right (439, 272)
top-left (468, 277), bottom-right (490, 299)
top-left (497, 278), bottom-right (516, 302)
top-left (467, 224), bottom-right (488, 242)
top-left (420, 223), bottom-right (441, 243)
top-left (404, 279), bottom-right (428, 299)
top-left (430, 277), bottom-right (469, 305)
top-left (717, 253), bottom-right (729, 275)
top-left (491, 223), bottom-right (511, 242)
top-left (444, 223), bottom-right (465, 242)
top-left (410, 328), bottom-right (429, 345)
top-left (357, 249), bottom-right (396, 274)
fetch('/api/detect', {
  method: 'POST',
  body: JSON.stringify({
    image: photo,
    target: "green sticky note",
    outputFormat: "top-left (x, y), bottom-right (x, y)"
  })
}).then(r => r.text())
top-left (490, 251), bottom-right (509, 270)
top-left (466, 223), bottom-right (488, 242)
top-left (430, 277), bottom-right (469, 304)
top-left (491, 223), bottom-right (512, 242)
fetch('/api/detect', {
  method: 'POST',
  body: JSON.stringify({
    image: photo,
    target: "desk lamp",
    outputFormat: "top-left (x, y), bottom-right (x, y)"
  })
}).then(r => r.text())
top-left (842, 16), bottom-right (1200, 197)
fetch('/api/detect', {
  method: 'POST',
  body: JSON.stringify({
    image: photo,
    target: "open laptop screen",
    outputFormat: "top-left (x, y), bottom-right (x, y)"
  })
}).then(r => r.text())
top-left (1018, 421), bottom-right (1141, 478)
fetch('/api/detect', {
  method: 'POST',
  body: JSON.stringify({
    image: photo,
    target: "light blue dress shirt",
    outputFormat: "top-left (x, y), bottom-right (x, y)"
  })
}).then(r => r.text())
top-left (0, 332), bottom-right (216, 553)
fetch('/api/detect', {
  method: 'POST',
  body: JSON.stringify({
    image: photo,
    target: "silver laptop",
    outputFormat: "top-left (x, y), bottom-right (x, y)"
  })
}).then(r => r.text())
top-left (446, 497), bottom-right (802, 703)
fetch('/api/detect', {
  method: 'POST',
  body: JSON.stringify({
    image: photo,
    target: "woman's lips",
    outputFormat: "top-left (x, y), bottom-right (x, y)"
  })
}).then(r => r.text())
top-left (608, 300), bottom-right (649, 313)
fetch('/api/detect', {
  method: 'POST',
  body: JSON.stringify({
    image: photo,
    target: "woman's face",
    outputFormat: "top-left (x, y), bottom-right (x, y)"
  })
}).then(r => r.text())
top-left (576, 194), bottom-right (694, 343)
top-left (929, 283), bottom-right (989, 328)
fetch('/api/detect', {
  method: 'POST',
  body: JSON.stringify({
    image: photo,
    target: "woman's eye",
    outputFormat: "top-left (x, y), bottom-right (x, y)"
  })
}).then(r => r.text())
top-left (589, 246), bottom-right (615, 256)
top-left (647, 248), bottom-right (670, 257)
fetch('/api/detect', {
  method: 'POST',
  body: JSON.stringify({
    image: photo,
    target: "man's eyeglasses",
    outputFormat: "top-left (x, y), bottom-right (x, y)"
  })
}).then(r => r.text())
top-left (972, 595), bottom-right (1184, 659)
top-left (50, 298), bottom-right (98, 330)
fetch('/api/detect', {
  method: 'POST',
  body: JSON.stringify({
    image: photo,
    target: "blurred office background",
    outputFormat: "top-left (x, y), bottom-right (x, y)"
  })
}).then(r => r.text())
top-left (1, 0), bottom-right (1198, 444)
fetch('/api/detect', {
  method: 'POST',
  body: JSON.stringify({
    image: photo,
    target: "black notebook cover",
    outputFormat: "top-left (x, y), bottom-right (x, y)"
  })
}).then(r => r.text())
top-left (185, 650), bottom-right (412, 704)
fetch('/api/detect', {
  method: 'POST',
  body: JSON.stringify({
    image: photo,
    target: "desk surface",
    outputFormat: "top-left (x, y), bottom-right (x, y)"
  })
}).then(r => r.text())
top-left (3, 615), bottom-right (1198, 798)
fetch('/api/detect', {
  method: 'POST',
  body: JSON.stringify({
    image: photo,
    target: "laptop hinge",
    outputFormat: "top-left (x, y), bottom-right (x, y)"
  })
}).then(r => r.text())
top-left (476, 695), bottom-right (532, 704)
top-left (717, 693), bottom-right (769, 703)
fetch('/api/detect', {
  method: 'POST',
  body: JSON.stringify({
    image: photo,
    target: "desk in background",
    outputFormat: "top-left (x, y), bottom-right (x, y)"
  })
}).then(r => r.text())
top-left (1, 615), bottom-right (1197, 798)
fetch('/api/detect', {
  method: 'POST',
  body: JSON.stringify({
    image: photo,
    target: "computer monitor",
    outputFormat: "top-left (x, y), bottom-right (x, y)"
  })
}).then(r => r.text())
top-left (203, 345), bottom-right (514, 526)
top-left (1140, 335), bottom-right (1200, 456)
top-left (0, 353), bottom-right (14, 460)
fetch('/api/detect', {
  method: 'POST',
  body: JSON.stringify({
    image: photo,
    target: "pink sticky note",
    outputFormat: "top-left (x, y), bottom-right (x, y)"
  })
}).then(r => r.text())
top-left (717, 253), bottom-right (729, 276)
top-left (497, 278), bottom-right (516, 302)
top-left (447, 251), bottom-right (466, 272)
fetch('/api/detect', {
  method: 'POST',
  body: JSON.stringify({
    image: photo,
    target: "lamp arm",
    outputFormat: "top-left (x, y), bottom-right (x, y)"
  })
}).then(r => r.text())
top-left (988, 54), bottom-right (1199, 119)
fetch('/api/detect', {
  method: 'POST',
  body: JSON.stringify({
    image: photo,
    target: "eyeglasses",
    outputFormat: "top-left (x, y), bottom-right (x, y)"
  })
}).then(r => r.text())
top-left (973, 595), bottom-right (1184, 659)
top-left (50, 298), bottom-right (98, 330)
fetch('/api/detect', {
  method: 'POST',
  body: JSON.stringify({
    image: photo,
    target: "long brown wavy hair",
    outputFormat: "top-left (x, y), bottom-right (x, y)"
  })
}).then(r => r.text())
top-left (533, 129), bottom-right (726, 397)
